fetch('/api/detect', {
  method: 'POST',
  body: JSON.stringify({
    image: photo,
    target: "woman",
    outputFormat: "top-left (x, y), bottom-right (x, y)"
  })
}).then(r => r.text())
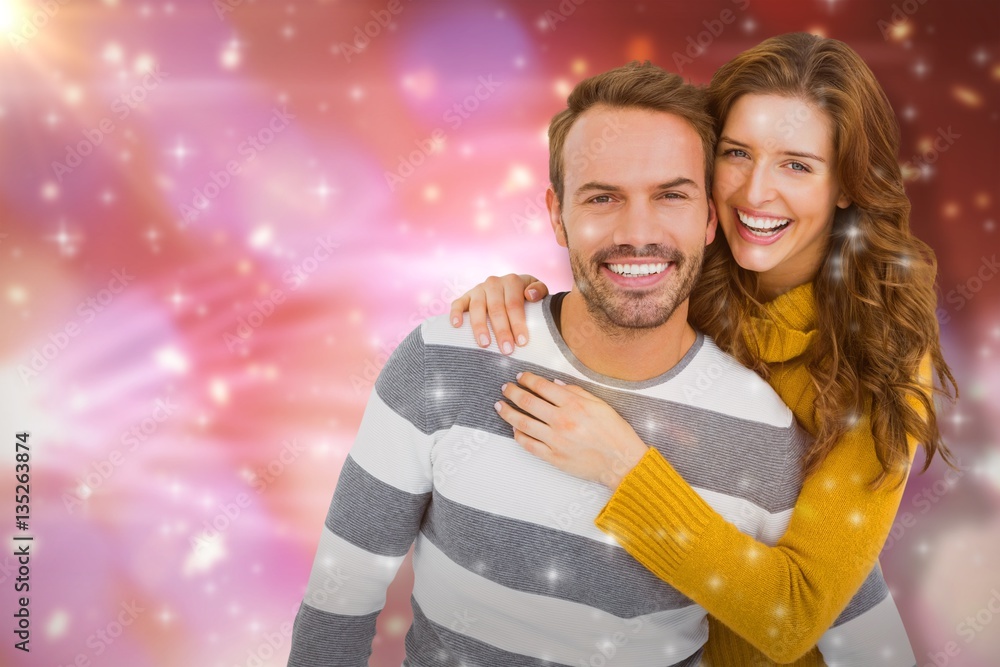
top-left (450, 33), bottom-right (957, 665)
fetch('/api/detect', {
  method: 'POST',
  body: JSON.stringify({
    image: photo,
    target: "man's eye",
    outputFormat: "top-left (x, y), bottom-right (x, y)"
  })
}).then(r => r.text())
top-left (662, 192), bottom-right (686, 200)
top-left (588, 195), bottom-right (615, 204)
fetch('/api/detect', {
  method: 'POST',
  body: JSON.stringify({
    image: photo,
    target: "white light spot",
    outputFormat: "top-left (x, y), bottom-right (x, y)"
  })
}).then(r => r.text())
top-left (209, 378), bottom-right (229, 405)
top-left (156, 346), bottom-right (190, 374)
top-left (103, 42), bottom-right (124, 63)
top-left (221, 39), bottom-right (241, 69)
top-left (249, 225), bottom-right (273, 248)
top-left (503, 165), bottom-right (534, 192)
top-left (184, 534), bottom-right (226, 575)
top-left (133, 53), bottom-right (155, 74)
top-left (7, 285), bottom-right (27, 304)
top-left (64, 85), bottom-right (83, 106)
top-left (46, 610), bottom-right (70, 638)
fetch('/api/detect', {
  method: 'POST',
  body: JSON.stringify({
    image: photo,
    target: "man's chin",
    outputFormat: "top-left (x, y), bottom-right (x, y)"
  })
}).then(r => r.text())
top-left (588, 295), bottom-right (678, 331)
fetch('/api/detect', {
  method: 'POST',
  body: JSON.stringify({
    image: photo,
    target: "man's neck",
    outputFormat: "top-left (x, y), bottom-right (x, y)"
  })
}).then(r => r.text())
top-left (558, 290), bottom-right (698, 382)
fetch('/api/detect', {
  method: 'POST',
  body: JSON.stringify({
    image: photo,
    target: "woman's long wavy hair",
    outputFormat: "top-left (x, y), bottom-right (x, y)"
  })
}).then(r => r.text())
top-left (689, 32), bottom-right (958, 487)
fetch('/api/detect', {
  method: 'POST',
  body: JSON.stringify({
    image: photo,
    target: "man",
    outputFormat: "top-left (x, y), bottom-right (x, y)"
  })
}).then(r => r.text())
top-left (288, 63), bottom-right (874, 666)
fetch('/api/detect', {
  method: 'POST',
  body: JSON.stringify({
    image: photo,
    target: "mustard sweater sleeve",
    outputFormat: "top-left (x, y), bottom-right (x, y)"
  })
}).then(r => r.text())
top-left (595, 428), bottom-right (906, 663)
top-left (595, 353), bottom-right (933, 664)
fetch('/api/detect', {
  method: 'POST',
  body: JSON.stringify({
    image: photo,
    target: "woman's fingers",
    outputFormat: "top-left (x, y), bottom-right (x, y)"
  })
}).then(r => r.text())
top-left (449, 274), bottom-right (549, 353)
top-left (494, 398), bottom-right (552, 442)
top-left (483, 275), bottom-right (520, 355)
top-left (500, 381), bottom-right (560, 427)
top-left (449, 293), bottom-right (471, 328)
top-left (450, 285), bottom-right (492, 345)
top-left (561, 383), bottom-right (596, 400)
top-left (523, 277), bottom-right (549, 303)
top-left (510, 428), bottom-right (555, 464)
top-left (516, 371), bottom-right (591, 407)
top-left (501, 275), bottom-right (535, 351)
top-left (465, 285), bottom-right (492, 348)
top-left (508, 274), bottom-right (545, 347)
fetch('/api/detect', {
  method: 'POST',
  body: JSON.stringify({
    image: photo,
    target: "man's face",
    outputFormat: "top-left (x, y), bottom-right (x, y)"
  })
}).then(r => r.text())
top-left (548, 105), bottom-right (717, 332)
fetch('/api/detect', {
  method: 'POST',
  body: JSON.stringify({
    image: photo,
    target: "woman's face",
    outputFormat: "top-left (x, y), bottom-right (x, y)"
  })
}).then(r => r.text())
top-left (712, 94), bottom-right (851, 296)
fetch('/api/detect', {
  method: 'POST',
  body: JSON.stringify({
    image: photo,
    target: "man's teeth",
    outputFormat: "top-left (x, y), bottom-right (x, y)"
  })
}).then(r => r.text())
top-left (737, 210), bottom-right (791, 235)
top-left (607, 262), bottom-right (669, 277)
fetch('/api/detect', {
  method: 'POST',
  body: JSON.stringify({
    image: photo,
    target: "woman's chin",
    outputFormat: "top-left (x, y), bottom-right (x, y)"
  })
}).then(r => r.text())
top-left (728, 245), bottom-right (781, 276)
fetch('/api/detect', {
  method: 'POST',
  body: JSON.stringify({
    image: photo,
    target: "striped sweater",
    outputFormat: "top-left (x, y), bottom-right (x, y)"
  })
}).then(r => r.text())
top-left (288, 295), bottom-right (894, 666)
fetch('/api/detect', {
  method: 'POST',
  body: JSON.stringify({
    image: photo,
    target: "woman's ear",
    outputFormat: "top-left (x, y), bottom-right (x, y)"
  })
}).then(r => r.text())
top-left (836, 192), bottom-right (852, 209)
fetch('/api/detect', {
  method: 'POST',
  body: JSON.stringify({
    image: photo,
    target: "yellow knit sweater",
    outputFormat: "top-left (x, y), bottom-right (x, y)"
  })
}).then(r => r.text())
top-left (595, 283), bottom-right (927, 666)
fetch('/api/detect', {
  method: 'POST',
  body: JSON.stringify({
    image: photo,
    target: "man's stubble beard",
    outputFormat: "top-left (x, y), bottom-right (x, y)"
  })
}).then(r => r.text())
top-left (567, 241), bottom-right (704, 340)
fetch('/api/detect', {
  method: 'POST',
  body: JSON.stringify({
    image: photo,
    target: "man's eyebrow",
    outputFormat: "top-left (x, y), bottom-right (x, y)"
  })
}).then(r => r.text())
top-left (575, 178), bottom-right (698, 197)
top-left (719, 135), bottom-right (827, 163)
top-left (575, 182), bottom-right (623, 197)
top-left (655, 177), bottom-right (698, 190)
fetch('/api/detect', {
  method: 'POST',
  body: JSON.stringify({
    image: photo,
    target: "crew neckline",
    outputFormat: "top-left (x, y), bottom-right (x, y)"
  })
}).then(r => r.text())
top-left (542, 291), bottom-right (704, 390)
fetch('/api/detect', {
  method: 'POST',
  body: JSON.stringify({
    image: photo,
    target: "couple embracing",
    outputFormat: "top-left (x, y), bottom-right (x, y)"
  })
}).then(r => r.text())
top-left (289, 32), bottom-right (955, 667)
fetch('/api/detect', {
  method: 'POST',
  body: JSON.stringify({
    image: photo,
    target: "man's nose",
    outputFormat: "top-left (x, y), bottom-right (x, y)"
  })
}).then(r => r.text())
top-left (611, 201), bottom-right (665, 248)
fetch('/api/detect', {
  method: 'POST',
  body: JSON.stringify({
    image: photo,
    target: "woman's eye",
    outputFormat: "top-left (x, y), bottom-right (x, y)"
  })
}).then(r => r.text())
top-left (723, 148), bottom-right (749, 159)
top-left (787, 161), bottom-right (811, 172)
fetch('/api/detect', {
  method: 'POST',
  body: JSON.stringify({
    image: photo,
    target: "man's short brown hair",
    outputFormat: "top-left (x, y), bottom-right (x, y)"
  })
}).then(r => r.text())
top-left (548, 62), bottom-right (716, 206)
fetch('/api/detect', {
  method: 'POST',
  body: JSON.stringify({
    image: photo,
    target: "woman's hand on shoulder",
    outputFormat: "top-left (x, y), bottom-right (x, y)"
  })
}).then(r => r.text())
top-left (449, 274), bottom-right (549, 354)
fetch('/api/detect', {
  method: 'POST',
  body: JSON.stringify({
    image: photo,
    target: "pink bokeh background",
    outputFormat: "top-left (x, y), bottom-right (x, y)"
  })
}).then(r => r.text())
top-left (0, 1), bottom-right (998, 665)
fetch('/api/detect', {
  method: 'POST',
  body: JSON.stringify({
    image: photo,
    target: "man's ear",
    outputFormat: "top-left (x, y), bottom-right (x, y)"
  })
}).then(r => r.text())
top-left (546, 187), bottom-right (568, 248)
top-left (705, 198), bottom-right (718, 246)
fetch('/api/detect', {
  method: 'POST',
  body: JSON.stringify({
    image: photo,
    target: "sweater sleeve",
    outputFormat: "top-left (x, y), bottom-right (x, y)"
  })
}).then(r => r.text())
top-left (288, 327), bottom-right (434, 667)
top-left (594, 354), bottom-right (933, 664)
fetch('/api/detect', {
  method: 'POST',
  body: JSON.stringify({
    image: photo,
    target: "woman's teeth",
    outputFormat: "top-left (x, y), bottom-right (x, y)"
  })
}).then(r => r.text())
top-left (737, 210), bottom-right (791, 236)
top-left (607, 262), bottom-right (669, 277)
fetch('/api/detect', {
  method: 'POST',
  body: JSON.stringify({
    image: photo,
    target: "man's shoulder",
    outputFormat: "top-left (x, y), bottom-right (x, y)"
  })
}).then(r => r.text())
top-left (415, 311), bottom-right (485, 350)
top-left (676, 335), bottom-right (795, 430)
top-left (417, 299), bottom-right (550, 351)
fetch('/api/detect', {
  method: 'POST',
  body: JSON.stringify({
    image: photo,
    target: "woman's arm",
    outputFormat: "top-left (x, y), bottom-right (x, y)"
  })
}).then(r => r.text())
top-left (599, 428), bottom-right (911, 662)
top-left (595, 355), bottom-right (933, 663)
top-left (503, 365), bottom-right (932, 663)
top-left (496, 370), bottom-right (918, 662)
